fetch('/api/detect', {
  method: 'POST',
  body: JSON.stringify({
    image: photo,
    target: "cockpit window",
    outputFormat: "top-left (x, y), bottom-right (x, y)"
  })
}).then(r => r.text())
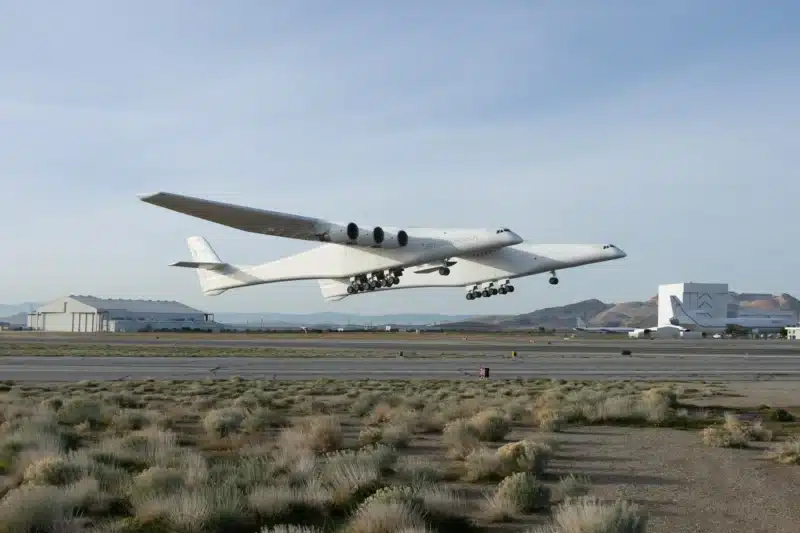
top-left (496, 228), bottom-right (512, 234)
top-left (602, 244), bottom-right (617, 249)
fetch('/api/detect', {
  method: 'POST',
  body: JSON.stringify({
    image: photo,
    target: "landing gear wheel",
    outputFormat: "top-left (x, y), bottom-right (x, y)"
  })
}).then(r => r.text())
top-left (549, 277), bottom-right (559, 285)
top-left (482, 290), bottom-right (490, 297)
top-left (347, 286), bottom-right (356, 294)
top-left (490, 288), bottom-right (498, 295)
top-left (466, 292), bottom-right (475, 300)
top-left (499, 287), bottom-right (507, 295)
top-left (379, 279), bottom-right (388, 288)
top-left (368, 281), bottom-right (377, 290)
top-left (474, 291), bottom-right (482, 298)
top-left (507, 285), bottom-right (515, 292)
top-left (438, 267), bottom-right (450, 276)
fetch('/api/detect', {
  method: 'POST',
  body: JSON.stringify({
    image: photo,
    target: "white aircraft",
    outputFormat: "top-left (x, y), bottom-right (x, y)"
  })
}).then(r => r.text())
top-left (138, 192), bottom-right (628, 302)
top-left (573, 317), bottom-right (636, 333)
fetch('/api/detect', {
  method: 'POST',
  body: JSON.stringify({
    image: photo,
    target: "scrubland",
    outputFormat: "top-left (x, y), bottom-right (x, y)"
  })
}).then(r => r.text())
top-left (0, 377), bottom-right (797, 533)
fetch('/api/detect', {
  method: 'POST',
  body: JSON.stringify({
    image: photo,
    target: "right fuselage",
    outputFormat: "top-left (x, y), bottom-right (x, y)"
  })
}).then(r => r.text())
top-left (383, 243), bottom-right (626, 289)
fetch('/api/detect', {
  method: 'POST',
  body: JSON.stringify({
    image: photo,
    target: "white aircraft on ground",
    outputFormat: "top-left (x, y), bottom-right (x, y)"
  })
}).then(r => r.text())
top-left (573, 317), bottom-right (636, 333)
top-left (138, 192), bottom-right (628, 302)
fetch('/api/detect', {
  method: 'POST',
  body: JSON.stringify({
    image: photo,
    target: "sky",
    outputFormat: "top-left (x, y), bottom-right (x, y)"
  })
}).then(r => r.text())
top-left (1, 1), bottom-right (799, 316)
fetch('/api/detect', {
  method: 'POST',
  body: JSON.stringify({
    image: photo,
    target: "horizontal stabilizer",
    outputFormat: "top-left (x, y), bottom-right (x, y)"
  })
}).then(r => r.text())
top-left (170, 261), bottom-right (229, 271)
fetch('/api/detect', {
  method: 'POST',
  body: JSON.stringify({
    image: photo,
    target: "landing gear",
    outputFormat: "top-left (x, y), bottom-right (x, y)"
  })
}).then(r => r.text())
top-left (465, 280), bottom-right (515, 301)
top-left (438, 267), bottom-right (450, 276)
top-left (348, 268), bottom-right (404, 294)
top-left (549, 270), bottom-right (559, 285)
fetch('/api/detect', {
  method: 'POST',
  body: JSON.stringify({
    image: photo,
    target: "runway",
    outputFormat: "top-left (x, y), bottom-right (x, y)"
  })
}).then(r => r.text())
top-left (6, 335), bottom-right (800, 356)
top-left (0, 353), bottom-right (798, 382)
top-left (2, 335), bottom-right (799, 382)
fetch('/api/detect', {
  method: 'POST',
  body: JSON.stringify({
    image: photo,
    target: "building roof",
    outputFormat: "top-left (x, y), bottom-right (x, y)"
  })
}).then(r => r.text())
top-left (69, 295), bottom-right (206, 314)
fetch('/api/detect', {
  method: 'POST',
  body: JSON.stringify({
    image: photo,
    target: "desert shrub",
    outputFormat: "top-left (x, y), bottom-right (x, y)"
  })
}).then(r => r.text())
top-left (482, 472), bottom-right (550, 521)
top-left (468, 410), bottom-right (511, 442)
top-left (202, 407), bottom-right (246, 438)
top-left (442, 419), bottom-right (480, 459)
top-left (765, 436), bottom-right (800, 465)
top-left (535, 495), bottom-right (647, 533)
top-left (767, 408), bottom-right (795, 422)
top-left (553, 473), bottom-right (591, 501)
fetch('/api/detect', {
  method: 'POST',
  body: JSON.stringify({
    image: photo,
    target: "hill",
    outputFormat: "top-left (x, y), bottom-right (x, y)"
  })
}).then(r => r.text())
top-left (451, 292), bottom-right (800, 329)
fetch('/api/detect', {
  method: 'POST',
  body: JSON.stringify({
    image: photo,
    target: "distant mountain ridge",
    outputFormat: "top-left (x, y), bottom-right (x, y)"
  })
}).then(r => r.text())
top-left (3, 292), bottom-right (798, 329)
top-left (455, 292), bottom-right (800, 329)
top-left (0, 302), bottom-right (481, 327)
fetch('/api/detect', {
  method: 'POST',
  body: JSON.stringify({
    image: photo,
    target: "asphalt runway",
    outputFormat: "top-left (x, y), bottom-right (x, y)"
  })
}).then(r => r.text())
top-left (0, 353), bottom-right (799, 382)
top-left (6, 335), bottom-right (800, 356)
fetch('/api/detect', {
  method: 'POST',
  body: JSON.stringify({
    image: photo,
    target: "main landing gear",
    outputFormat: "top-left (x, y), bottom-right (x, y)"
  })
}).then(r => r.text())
top-left (549, 270), bottom-right (559, 285)
top-left (465, 280), bottom-right (515, 300)
top-left (345, 268), bottom-right (404, 294)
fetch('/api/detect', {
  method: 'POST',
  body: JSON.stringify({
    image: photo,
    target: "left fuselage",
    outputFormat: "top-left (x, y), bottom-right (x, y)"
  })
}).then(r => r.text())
top-left (194, 227), bottom-right (524, 292)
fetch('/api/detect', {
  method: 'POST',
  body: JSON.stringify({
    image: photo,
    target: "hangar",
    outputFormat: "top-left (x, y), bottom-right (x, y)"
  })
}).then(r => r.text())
top-left (26, 295), bottom-right (218, 333)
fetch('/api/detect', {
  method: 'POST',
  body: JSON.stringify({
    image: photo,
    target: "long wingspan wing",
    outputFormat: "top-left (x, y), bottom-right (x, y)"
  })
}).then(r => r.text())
top-left (139, 192), bottom-right (328, 241)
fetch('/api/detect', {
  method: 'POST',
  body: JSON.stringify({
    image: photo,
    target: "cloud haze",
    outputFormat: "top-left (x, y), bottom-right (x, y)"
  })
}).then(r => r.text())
top-left (1, 1), bottom-right (798, 314)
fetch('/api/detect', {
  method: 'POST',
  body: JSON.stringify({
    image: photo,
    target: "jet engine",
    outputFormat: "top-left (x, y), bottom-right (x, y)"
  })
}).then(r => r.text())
top-left (355, 226), bottom-right (386, 247)
top-left (325, 222), bottom-right (360, 244)
top-left (372, 229), bottom-right (409, 248)
top-left (324, 223), bottom-right (408, 247)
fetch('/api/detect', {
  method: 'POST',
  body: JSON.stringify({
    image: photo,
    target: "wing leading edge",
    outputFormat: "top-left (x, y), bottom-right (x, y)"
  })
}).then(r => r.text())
top-left (138, 192), bottom-right (327, 241)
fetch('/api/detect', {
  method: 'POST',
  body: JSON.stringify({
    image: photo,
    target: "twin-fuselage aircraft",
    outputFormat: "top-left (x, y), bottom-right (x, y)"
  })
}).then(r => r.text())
top-left (139, 192), bottom-right (627, 302)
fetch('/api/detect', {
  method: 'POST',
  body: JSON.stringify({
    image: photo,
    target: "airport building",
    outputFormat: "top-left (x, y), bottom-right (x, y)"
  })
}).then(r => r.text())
top-left (657, 282), bottom-right (796, 332)
top-left (26, 295), bottom-right (218, 333)
top-left (786, 327), bottom-right (800, 340)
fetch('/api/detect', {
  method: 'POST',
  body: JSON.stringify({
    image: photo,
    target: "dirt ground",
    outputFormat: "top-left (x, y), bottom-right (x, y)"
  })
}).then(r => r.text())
top-left (540, 380), bottom-right (800, 533)
top-left (546, 425), bottom-right (799, 533)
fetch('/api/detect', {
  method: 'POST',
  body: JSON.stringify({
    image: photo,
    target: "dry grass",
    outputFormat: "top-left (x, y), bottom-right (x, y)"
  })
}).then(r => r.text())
top-left (0, 376), bottom-right (794, 532)
top-left (765, 437), bottom-right (800, 465)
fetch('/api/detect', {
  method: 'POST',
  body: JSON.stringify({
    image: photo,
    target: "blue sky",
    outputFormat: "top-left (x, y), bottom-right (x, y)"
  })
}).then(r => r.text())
top-left (1, 1), bottom-right (799, 315)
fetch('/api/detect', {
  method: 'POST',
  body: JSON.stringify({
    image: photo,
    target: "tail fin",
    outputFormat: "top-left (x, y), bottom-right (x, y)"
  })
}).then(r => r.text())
top-left (171, 236), bottom-right (229, 296)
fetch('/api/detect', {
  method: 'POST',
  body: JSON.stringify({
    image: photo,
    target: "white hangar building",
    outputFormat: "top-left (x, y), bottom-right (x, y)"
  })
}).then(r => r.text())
top-left (27, 295), bottom-right (218, 333)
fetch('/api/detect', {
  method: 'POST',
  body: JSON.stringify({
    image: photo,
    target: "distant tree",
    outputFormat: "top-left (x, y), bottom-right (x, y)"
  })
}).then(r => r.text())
top-left (725, 324), bottom-right (750, 337)
top-left (779, 327), bottom-right (788, 338)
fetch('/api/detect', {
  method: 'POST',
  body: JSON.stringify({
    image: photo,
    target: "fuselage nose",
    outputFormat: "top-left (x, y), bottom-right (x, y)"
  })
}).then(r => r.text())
top-left (600, 243), bottom-right (626, 258)
top-left (507, 231), bottom-right (523, 245)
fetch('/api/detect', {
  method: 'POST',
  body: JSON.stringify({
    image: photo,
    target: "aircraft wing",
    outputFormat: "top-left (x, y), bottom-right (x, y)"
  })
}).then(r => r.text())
top-left (139, 192), bottom-right (328, 241)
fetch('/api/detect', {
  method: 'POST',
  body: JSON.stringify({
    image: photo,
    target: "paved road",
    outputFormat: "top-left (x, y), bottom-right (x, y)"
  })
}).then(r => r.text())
top-left (1, 353), bottom-right (798, 382)
top-left (5, 336), bottom-right (800, 355)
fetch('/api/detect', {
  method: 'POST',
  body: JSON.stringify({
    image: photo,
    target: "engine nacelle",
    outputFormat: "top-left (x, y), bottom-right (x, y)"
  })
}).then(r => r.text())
top-left (373, 229), bottom-right (409, 248)
top-left (355, 226), bottom-right (384, 247)
top-left (325, 222), bottom-right (360, 244)
top-left (324, 223), bottom-right (408, 248)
